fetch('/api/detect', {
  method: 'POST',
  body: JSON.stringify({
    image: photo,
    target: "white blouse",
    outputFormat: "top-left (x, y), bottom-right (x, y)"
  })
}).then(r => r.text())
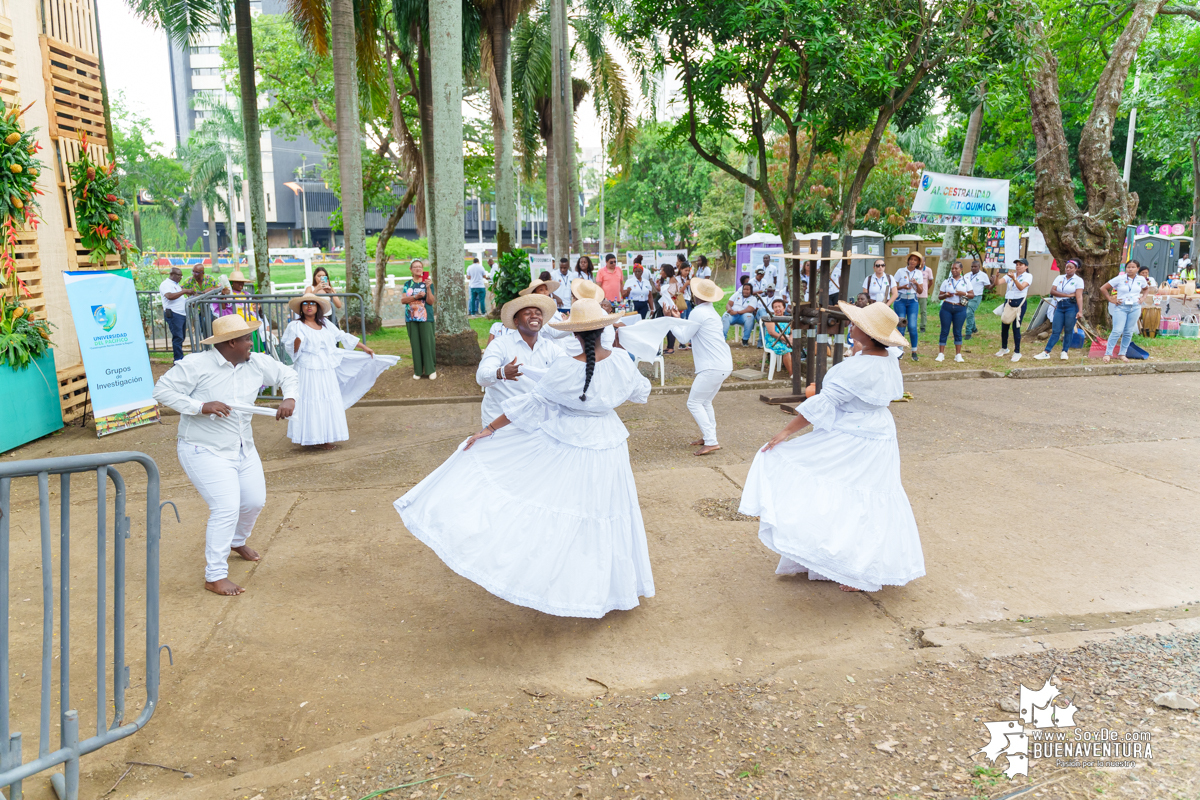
top-left (1001, 270), bottom-right (1032, 299)
top-left (939, 276), bottom-right (972, 305)
top-left (283, 320), bottom-right (359, 370)
top-left (797, 354), bottom-right (903, 440)
top-left (863, 273), bottom-right (895, 302)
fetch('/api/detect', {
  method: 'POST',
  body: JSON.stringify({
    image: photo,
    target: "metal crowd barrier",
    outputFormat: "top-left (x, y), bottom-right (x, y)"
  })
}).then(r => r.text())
top-left (135, 291), bottom-right (172, 354)
top-left (0, 453), bottom-right (164, 800)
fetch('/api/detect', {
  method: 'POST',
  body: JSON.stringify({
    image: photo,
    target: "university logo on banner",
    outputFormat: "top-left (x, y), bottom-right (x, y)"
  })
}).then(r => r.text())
top-left (62, 269), bottom-right (160, 436)
top-left (909, 171), bottom-right (1010, 227)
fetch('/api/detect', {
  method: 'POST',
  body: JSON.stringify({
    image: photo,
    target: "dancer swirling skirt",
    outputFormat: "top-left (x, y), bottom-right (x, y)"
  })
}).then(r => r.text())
top-left (739, 301), bottom-right (924, 592)
top-left (394, 298), bottom-right (654, 618)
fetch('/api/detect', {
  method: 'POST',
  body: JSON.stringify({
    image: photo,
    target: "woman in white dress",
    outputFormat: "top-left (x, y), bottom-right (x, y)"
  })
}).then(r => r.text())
top-left (394, 298), bottom-right (654, 618)
top-left (282, 293), bottom-right (399, 449)
top-left (739, 301), bottom-right (924, 593)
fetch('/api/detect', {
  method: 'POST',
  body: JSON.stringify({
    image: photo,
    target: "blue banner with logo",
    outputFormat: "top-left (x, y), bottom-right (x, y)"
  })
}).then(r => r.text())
top-left (62, 269), bottom-right (160, 436)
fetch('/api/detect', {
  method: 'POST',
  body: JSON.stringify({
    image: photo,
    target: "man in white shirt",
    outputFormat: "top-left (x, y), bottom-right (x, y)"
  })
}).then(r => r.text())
top-left (475, 293), bottom-right (564, 427)
top-left (152, 315), bottom-right (298, 597)
top-left (553, 260), bottom-right (574, 309)
top-left (159, 266), bottom-right (190, 362)
top-left (759, 253), bottom-right (778, 287)
top-left (466, 259), bottom-right (489, 316)
top-left (722, 283), bottom-right (759, 345)
top-left (622, 262), bottom-right (654, 319)
top-left (963, 260), bottom-right (992, 340)
top-left (750, 266), bottom-right (771, 296)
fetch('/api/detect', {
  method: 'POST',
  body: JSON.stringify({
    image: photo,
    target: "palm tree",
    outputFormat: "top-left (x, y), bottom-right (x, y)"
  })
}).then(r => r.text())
top-left (177, 138), bottom-right (232, 263)
top-left (127, 0), bottom-right (270, 288)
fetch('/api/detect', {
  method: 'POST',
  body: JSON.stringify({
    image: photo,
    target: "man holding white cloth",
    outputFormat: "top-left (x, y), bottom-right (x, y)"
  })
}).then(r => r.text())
top-left (475, 293), bottom-right (564, 427)
top-left (153, 315), bottom-right (299, 597)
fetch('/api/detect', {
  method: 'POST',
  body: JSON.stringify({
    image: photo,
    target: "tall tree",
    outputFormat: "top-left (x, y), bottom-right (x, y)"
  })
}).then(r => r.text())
top-left (111, 94), bottom-right (190, 251)
top-left (935, 87), bottom-right (987, 288)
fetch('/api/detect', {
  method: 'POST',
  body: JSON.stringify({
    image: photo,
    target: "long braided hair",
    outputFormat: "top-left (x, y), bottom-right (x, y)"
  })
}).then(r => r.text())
top-left (577, 328), bottom-right (601, 401)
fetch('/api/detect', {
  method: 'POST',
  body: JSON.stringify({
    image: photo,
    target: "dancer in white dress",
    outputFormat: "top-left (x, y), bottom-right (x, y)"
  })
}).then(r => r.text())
top-left (739, 302), bottom-right (924, 592)
top-left (282, 292), bottom-right (399, 449)
top-left (394, 298), bottom-right (654, 618)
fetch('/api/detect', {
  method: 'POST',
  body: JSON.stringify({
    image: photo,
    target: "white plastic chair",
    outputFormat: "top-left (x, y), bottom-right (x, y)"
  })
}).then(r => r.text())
top-left (634, 335), bottom-right (666, 386)
top-left (758, 320), bottom-right (782, 380)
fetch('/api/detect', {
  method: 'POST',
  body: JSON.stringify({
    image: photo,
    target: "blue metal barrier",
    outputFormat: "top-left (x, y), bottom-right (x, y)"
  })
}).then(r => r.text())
top-left (0, 452), bottom-right (164, 800)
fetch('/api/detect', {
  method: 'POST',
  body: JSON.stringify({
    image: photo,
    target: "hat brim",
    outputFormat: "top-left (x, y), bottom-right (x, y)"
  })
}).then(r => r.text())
top-left (837, 301), bottom-right (909, 348)
top-left (501, 294), bottom-right (559, 329)
top-left (571, 278), bottom-right (605, 301)
top-left (690, 279), bottom-right (725, 304)
top-left (200, 319), bottom-right (261, 345)
top-left (548, 310), bottom-right (624, 333)
top-left (518, 279), bottom-right (561, 297)
top-left (288, 294), bottom-right (332, 315)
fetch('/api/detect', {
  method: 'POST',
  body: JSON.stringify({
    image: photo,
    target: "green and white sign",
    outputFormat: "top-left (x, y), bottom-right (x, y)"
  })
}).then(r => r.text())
top-left (908, 171), bottom-right (1009, 227)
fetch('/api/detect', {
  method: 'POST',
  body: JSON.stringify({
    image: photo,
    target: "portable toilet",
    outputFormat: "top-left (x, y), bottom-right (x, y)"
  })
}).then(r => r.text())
top-left (735, 232), bottom-right (782, 285)
top-left (1132, 233), bottom-right (1176, 283)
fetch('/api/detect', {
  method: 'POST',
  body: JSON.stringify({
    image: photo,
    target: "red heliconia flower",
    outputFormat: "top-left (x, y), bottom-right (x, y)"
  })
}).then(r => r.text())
top-left (94, 224), bottom-right (111, 239)
top-left (105, 194), bottom-right (117, 202)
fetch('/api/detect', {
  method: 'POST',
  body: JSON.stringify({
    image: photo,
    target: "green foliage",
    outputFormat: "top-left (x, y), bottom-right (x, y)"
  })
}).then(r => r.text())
top-left (0, 102), bottom-right (43, 228)
top-left (693, 171), bottom-right (744, 266)
top-left (493, 249), bottom-right (531, 307)
top-left (68, 138), bottom-right (135, 264)
top-left (0, 294), bottom-right (53, 370)
top-left (110, 93), bottom-right (190, 244)
top-left (364, 235), bottom-right (428, 261)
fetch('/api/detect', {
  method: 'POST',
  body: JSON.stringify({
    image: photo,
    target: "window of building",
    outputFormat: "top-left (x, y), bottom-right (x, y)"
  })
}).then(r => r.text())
top-left (191, 67), bottom-right (222, 76)
top-left (190, 45), bottom-right (220, 55)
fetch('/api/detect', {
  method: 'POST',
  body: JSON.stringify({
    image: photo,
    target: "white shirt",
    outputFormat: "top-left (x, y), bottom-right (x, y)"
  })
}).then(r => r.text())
top-left (675, 303), bottom-right (734, 373)
top-left (159, 278), bottom-right (187, 314)
top-left (153, 349), bottom-right (299, 460)
top-left (466, 263), bottom-right (488, 289)
top-left (1049, 274), bottom-right (1084, 306)
top-left (693, 265), bottom-right (712, 281)
top-left (476, 332), bottom-right (566, 426)
top-left (1110, 273), bottom-right (1148, 306)
top-left (863, 273), bottom-right (895, 303)
top-left (966, 270), bottom-right (991, 295)
top-left (544, 320), bottom-right (617, 357)
top-left (828, 264), bottom-right (843, 296)
top-left (624, 274), bottom-right (653, 303)
top-left (553, 272), bottom-right (573, 308)
top-left (1144, 275), bottom-right (1158, 289)
top-left (750, 277), bottom-right (770, 294)
top-left (896, 268), bottom-right (925, 299)
top-left (939, 276), bottom-right (972, 305)
top-left (1001, 270), bottom-right (1032, 299)
top-left (918, 267), bottom-right (934, 298)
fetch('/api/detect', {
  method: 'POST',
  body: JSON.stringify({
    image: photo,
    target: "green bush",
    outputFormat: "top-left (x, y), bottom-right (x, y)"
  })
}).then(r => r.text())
top-left (364, 235), bottom-right (428, 261)
top-left (493, 250), bottom-right (531, 307)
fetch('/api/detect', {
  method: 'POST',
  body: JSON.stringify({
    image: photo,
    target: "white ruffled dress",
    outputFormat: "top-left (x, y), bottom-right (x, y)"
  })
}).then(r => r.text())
top-left (394, 353), bottom-right (654, 618)
top-left (282, 320), bottom-right (399, 446)
top-left (738, 353), bottom-right (924, 592)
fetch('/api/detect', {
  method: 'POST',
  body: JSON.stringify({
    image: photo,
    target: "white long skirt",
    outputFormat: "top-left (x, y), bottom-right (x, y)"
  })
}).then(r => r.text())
top-left (738, 429), bottom-right (924, 592)
top-left (287, 352), bottom-right (399, 446)
top-left (394, 426), bottom-right (655, 618)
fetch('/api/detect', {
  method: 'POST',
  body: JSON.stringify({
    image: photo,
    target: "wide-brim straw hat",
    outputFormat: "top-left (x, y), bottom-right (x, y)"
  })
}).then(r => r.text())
top-left (571, 278), bottom-right (605, 301)
top-left (228, 268), bottom-right (249, 283)
top-left (501, 293), bottom-right (558, 330)
top-left (837, 301), bottom-right (909, 348)
top-left (549, 297), bottom-right (623, 333)
top-left (200, 313), bottom-right (261, 345)
top-left (518, 278), bottom-right (561, 297)
top-left (690, 278), bottom-right (724, 303)
top-left (288, 292), bottom-right (332, 315)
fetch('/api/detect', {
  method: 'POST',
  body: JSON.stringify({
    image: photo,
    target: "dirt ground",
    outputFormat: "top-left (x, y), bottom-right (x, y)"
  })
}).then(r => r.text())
top-left (3, 372), bottom-right (1200, 799)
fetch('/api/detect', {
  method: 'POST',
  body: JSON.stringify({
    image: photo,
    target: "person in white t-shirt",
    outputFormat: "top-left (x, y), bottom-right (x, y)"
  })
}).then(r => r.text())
top-left (1137, 265), bottom-right (1157, 289)
top-left (1036, 259), bottom-right (1085, 361)
top-left (466, 260), bottom-right (489, 316)
top-left (995, 259), bottom-right (1032, 362)
top-left (893, 252), bottom-right (925, 361)
top-left (159, 266), bottom-right (191, 362)
top-left (863, 260), bottom-right (898, 304)
top-left (934, 262), bottom-right (974, 363)
top-left (692, 254), bottom-right (712, 282)
top-left (622, 263), bottom-right (655, 319)
top-left (1100, 259), bottom-right (1149, 362)
top-left (963, 260), bottom-right (992, 339)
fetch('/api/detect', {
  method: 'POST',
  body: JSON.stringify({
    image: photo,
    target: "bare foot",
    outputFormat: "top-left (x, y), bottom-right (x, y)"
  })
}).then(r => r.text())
top-left (694, 444), bottom-right (722, 456)
top-left (690, 439), bottom-right (706, 446)
top-left (1118, 355), bottom-right (1130, 362)
top-left (230, 545), bottom-right (260, 562)
top-left (1102, 355), bottom-right (1111, 363)
top-left (839, 584), bottom-right (862, 592)
top-left (205, 578), bottom-right (244, 596)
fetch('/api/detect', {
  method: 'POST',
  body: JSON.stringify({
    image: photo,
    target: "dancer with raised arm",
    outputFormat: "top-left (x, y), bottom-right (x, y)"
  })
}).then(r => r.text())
top-left (739, 302), bottom-right (924, 593)
top-left (394, 299), bottom-right (654, 618)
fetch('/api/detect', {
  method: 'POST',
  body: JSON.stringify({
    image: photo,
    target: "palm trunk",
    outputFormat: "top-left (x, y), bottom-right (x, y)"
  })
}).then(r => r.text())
top-left (741, 153), bottom-right (755, 236)
top-left (374, 182), bottom-right (419, 318)
top-left (206, 204), bottom-right (218, 263)
top-left (331, 0), bottom-right (373, 328)
top-left (418, 34), bottom-right (436, 258)
top-left (233, 0), bottom-right (269, 290)
top-left (544, 132), bottom-right (557, 255)
top-left (548, 0), bottom-right (571, 257)
top-left (488, 16), bottom-right (516, 257)
top-left (935, 95), bottom-right (986, 288)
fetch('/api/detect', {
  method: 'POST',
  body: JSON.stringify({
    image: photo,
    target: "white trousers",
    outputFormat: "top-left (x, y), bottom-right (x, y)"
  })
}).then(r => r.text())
top-left (177, 441), bottom-right (266, 582)
top-left (687, 369), bottom-right (731, 446)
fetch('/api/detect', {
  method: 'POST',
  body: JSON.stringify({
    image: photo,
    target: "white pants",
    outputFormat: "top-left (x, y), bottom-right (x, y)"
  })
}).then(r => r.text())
top-left (177, 442), bottom-right (266, 582)
top-left (687, 369), bottom-right (730, 446)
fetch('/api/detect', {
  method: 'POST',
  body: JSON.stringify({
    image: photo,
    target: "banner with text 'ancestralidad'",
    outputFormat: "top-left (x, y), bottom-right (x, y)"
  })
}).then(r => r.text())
top-left (908, 171), bottom-right (1010, 228)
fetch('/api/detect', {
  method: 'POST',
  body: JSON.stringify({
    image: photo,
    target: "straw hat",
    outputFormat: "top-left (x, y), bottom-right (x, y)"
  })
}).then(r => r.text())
top-left (501, 293), bottom-right (558, 330)
top-left (228, 268), bottom-right (249, 283)
top-left (690, 278), bottom-right (724, 304)
top-left (837, 301), bottom-right (909, 348)
top-left (288, 292), bottom-right (332, 315)
top-left (548, 297), bottom-right (623, 333)
top-left (200, 313), bottom-right (261, 345)
top-left (518, 277), bottom-right (561, 296)
top-left (571, 278), bottom-right (605, 301)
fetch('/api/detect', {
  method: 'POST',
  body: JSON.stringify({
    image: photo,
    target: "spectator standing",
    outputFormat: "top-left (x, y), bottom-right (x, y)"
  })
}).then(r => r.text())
top-left (1100, 259), bottom-right (1149, 363)
top-left (573, 255), bottom-right (595, 284)
top-left (995, 259), bottom-right (1032, 362)
top-left (596, 253), bottom-right (625, 303)
top-left (466, 259), bottom-right (489, 316)
top-left (678, 261), bottom-right (694, 317)
top-left (893, 253), bottom-right (925, 362)
top-left (963, 260), bottom-right (991, 339)
top-left (693, 254), bottom-right (712, 281)
top-left (159, 267), bottom-right (189, 362)
top-left (622, 262), bottom-right (654, 319)
top-left (722, 283), bottom-right (758, 345)
top-left (310, 266), bottom-right (343, 323)
top-left (934, 263), bottom-right (973, 363)
top-left (1036, 259), bottom-right (1084, 361)
top-left (657, 263), bottom-right (682, 353)
top-left (916, 258), bottom-right (934, 332)
top-left (402, 259), bottom-right (437, 379)
top-left (552, 260), bottom-right (573, 309)
top-left (863, 260), bottom-right (898, 304)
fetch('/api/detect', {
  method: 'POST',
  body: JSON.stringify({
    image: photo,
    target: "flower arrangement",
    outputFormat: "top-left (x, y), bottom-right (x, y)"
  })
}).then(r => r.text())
top-left (68, 131), bottom-right (133, 265)
top-left (0, 100), bottom-right (51, 370)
